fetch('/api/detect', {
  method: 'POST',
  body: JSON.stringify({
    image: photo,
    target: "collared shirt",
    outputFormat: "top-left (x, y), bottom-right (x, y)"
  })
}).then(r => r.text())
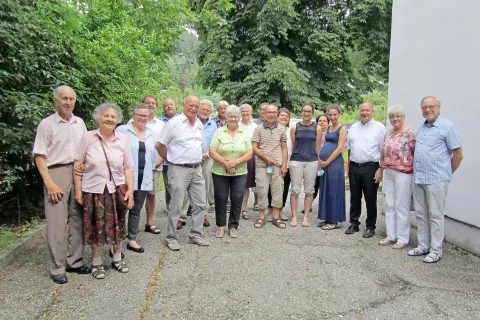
top-left (128, 117), bottom-right (165, 172)
top-left (212, 116), bottom-right (227, 128)
top-left (253, 118), bottom-right (264, 125)
top-left (347, 119), bottom-right (386, 163)
top-left (75, 129), bottom-right (134, 194)
top-left (200, 118), bottom-right (217, 153)
top-left (252, 121), bottom-right (287, 168)
top-left (160, 113), bottom-right (179, 123)
top-left (116, 124), bottom-right (156, 191)
top-left (210, 126), bottom-right (252, 176)
top-left (158, 113), bottom-right (205, 164)
top-left (414, 115), bottom-right (461, 184)
top-left (33, 112), bottom-right (87, 167)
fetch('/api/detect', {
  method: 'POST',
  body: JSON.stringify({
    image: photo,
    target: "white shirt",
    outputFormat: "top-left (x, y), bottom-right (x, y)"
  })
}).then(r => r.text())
top-left (238, 121), bottom-right (258, 140)
top-left (346, 119), bottom-right (386, 163)
top-left (158, 113), bottom-right (205, 164)
top-left (33, 113), bottom-right (87, 167)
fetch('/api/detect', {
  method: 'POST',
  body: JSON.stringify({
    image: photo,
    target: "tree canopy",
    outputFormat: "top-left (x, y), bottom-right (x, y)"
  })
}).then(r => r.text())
top-left (191, 0), bottom-right (392, 112)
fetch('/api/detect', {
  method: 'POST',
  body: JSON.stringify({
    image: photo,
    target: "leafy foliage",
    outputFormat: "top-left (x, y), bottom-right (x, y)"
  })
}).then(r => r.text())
top-left (191, 0), bottom-right (392, 112)
top-left (0, 0), bottom-right (189, 222)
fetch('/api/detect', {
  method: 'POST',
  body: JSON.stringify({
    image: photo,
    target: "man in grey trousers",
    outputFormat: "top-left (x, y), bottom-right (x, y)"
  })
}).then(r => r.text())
top-left (156, 95), bottom-right (209, 251)
top-left (409, 96), bottom-right (463, 263)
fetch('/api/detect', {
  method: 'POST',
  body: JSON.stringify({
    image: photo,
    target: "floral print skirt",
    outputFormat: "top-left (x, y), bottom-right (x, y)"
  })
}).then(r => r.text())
top-left (83, 187), bottom-right (126, 246)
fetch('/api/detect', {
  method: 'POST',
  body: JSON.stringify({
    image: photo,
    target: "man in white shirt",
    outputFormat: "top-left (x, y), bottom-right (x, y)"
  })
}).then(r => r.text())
top-left (142, 96), bottom-right (165, 234)
top-left (345, 102), bottom-right (386, 238)
top-left (156, 96), bottom-right (209, 251)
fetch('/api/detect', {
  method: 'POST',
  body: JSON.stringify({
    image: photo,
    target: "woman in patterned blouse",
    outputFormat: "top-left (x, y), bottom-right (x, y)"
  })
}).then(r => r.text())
top-left (379, 105), bottom-right (416, 249)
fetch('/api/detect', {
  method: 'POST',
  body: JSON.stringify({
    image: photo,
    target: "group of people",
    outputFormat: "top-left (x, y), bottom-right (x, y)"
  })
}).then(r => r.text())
top-left (33, 85), bottom-right (462, 284)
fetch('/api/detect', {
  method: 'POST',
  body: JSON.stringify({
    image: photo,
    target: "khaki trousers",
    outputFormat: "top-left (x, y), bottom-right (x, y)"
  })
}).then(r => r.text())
top-left (44, 165), bottom-right (84, 275)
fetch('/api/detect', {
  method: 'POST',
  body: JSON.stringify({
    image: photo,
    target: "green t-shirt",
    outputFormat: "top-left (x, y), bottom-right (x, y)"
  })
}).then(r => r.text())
top-left (210, 126), bottom-right (252, 176)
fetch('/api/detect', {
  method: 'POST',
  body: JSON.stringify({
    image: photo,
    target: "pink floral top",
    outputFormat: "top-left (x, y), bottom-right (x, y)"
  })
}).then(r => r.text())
top-left (382, 127), bottom-right (416, 174)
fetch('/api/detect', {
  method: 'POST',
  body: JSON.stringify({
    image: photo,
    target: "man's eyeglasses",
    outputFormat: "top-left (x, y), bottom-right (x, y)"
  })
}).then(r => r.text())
top-left (421, 105), bottom-right (438, 111)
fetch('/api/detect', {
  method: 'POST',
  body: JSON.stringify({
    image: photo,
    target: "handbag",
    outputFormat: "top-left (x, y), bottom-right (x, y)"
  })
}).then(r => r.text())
top-left (98, 136), bottom-right (129, 213)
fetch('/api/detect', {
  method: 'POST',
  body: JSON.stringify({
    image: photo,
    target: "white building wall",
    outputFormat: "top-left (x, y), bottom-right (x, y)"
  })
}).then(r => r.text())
top-left (388, 0), bottom-right (479, 254)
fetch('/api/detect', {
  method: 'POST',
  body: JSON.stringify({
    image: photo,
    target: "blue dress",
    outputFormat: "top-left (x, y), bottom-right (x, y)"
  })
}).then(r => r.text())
top-left (318, 125), bottom-right (346, 223)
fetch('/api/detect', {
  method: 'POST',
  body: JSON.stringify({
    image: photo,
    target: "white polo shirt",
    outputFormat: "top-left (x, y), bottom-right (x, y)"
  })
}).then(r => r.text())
top-left (158, 113), bottom-right (205, 164)
top-left (346, 119), bottom-right (386, 163)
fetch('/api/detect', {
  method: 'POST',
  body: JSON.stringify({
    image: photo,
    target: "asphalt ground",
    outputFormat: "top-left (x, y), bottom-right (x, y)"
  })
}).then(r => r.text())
top-left (0, 190), bottom-right (479, 320)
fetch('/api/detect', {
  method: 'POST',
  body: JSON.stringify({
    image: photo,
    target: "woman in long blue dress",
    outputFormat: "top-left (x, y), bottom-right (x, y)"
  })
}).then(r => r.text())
top-left (318, 104), bottom-right (347, 230)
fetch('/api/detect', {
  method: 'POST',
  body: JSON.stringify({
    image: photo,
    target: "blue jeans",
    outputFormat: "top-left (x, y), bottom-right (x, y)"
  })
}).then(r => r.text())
top-left (212, 173), bottom-right (247, 229)
top-left (127, 190), bottom-right (148, 241)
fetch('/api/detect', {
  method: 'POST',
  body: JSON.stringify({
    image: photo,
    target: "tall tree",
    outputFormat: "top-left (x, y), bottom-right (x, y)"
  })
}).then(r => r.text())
top-left (191, 0), bottom-right (392, 111)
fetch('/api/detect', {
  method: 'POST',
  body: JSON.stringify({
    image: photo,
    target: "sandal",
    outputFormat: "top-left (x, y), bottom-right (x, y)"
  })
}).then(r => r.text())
top-left (254, 219), bottom-right (265, 228)
top-left (145, 224), bottom-right (161, 234)
top-left (254, 203), bottom-right (259, 211)
top-left (290, 217), bottom-right (298, 227)
top-left (407, 247), bottom-right (429, 256)
top-left (321, 223), bottom-right (338, 230)
top-left (378, 238), bottom-right (393, 246)
top-left (92, 265), bottom-right (105, 279)
top-left (241, 210), bottom-right (250, 220)
top-left (423, 252), bottom-right (442, 263)
top-left (272, 219), bottom-right (286, 229)
top-left (318, 221), bottom-right (328, 228)
top-left (392, 242), bottom-right (407, 249)
top-left (112, 260), bottom-right (129, 273)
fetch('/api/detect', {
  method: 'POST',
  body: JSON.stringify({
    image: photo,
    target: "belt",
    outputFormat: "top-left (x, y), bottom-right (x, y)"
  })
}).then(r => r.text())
top-left (349, 161), bottom-right (378, 167)
top-left (173, 163), bottom-right (201, 168)
top-left (48, 163), bottom-right (74, 169)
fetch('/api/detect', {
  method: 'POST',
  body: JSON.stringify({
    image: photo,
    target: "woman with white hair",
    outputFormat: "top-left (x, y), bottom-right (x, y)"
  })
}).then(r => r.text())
top-left (74, 103), bottom-right (134, 279)
top-left (379, 104), bottom-right (416, 249)
top-left (239, 103), bottom-right (258, 220)
top-left (209, 105), bottom-right (253, 238)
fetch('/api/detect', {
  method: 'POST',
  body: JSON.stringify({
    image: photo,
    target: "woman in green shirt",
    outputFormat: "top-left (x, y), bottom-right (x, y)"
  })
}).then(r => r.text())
top-left (209, 105), bottom-right (253, 238)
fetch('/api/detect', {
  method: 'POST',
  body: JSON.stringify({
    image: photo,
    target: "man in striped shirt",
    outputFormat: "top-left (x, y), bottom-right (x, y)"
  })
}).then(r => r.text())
top-left (409, 96), bottom-right (463, 263)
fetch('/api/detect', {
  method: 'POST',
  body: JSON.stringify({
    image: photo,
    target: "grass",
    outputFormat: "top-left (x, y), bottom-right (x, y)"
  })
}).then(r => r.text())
top-left (0, 217), bottom-right (40, 251)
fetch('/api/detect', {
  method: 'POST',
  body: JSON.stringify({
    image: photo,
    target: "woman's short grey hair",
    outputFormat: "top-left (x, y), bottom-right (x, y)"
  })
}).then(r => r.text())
top-left (133, 103), bottom-right (148, 114)
top-left (239, 104), bottom-right (252, 112)
top-left (217, 100), bottom-right (229, 110)
top-left (387, 104), bottom-right (405, 117)
top-left (93, 103), bottom-right (123, 124)
top-left (226, 105), bottom-right (240, 118)
top-left (200, 99), bottom-right (213, 111)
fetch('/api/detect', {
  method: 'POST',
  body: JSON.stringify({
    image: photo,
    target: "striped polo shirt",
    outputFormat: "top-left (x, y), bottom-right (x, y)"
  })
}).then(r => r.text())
top-left (414, 115), bottom-right (461, 184)
top-left (252, 121), bottom-right (287, 168)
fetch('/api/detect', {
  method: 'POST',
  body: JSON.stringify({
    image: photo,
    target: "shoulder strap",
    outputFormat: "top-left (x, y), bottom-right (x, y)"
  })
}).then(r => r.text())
top-left (98, 135), bottom-right (117, 187)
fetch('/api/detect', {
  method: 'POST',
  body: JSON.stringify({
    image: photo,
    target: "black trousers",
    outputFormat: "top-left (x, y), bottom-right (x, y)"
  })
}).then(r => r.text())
top-left (348, 161), bottom-right (379, 229)
top-left (212, 173), bottom-right (247, 229)
top-left (268, 169), bottom-right (291, 208)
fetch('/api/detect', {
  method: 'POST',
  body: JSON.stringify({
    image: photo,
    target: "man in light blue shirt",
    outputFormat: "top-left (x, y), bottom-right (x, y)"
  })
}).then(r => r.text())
top-left (409, 96), bottom-right (463, 263)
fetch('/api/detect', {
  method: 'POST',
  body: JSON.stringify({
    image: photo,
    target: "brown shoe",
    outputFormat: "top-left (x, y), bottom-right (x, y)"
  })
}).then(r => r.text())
top-left (177, 220), bottom-right (186, 230)
top-left (203, 218), bottom-right (210, 227)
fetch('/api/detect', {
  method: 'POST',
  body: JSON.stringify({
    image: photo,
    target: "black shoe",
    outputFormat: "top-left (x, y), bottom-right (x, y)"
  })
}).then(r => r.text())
top-left (345, 224), bottom-right (360, 234)
top-left (66, 265), bottom-right (92, 274)
top-left (51, 274), bottom-right (68, 284)
top-left (127, 243), bottom-right (145, 253)
top-left (203, 218), bottom-right (210, 227)
top-left (363, 228), bottom-right (375, 238)
top-left (109, 249), bottom-right (125, 260)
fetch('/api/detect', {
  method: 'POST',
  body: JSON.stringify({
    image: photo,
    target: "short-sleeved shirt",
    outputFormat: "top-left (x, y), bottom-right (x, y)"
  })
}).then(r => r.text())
top-left (160, 113), bottom-right (179, 123)
top-left (201, 117), bottom-right (218, 153)
top-left (32, 113), bottom-right (87, 167)
top-left (128, 117), bottom-right (164, 172)
top-left (212, 116), bottom-right (227, 128)
top-left (157, 113), bottom-right (205, 164)
top-left (414, 116), bottom-right (461, 184)
top-left (382, 128), bottom-right (416, 174)
top-left (347, 119), bottom-right (387, 163)
top-left (252, 121), bottom-right (287, 168)
top-left (116, 124), bottom-right (157, 191)
top-left (238, 121), bottom-right (258, 141)
top-left (210, 126), bottom-right (252, 176)
top-left (75, 129), bottom-right (134, 194)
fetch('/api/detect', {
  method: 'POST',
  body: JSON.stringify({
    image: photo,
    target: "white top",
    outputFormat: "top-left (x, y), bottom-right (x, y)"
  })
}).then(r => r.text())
top-left (286, 128), bottom-right (293, 167)
top-left (346, 119), bottom-right (386, 163)
top-left (238, 121), bottom-right (258, 140)
top-left (33, 112), bottom-right (87, 167)
top-left (158, 113), bottom-right (205, 164)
